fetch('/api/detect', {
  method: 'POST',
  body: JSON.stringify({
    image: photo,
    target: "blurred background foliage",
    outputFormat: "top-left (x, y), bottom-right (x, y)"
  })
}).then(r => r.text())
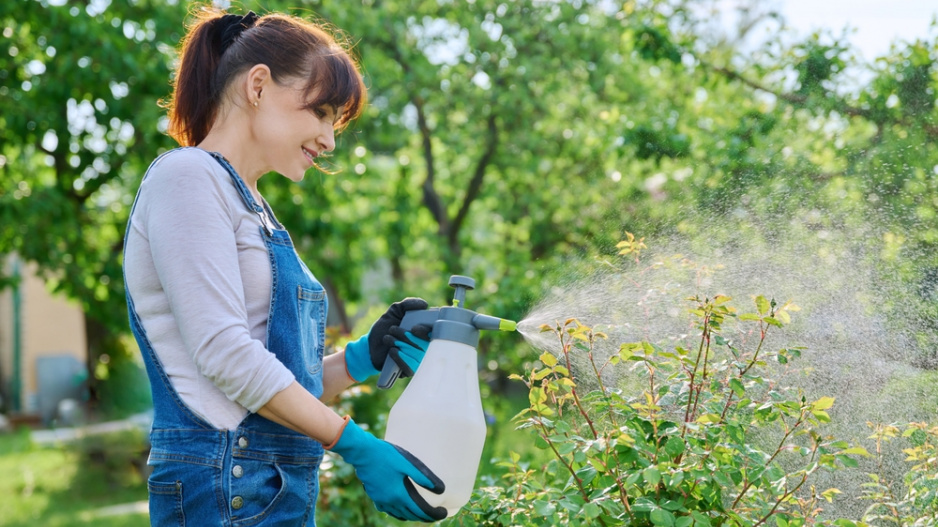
top-left (1, 0), bottom-right (938, 524)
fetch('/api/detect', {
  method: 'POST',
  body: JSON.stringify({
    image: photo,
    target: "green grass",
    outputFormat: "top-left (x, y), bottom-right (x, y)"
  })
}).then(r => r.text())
top-left (0, 390), bottom-right (542, 527)
top-left (0, 427), bottom-right (149, 527)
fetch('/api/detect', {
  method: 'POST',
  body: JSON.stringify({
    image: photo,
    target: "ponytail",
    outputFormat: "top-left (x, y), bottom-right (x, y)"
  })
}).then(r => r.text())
top-left (163, 6), bottom-right (366, 147)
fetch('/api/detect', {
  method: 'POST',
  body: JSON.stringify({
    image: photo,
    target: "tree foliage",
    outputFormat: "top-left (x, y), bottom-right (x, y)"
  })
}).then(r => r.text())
top-left (2, 0), bottom-right (938, 394)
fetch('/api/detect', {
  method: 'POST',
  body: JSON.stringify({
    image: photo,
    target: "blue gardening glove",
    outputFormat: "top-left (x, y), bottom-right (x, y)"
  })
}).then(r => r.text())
top-left (328, 419), bottom-right (446, 522)
top-left (345, 298), bottom-right (429, 382)
top-left (384, 324), bottom-right (432, 377)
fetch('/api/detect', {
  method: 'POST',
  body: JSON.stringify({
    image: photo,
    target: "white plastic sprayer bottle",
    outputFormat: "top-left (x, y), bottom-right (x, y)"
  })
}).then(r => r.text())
top-left (379, 276), bottom-right (516, 518)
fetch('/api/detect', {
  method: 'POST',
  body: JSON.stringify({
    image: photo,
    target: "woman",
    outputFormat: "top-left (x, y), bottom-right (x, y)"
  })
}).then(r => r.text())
top-left (123, 7), bottom-right (445, 525)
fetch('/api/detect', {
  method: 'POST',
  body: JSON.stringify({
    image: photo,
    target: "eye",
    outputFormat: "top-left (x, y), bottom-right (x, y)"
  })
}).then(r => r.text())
top-left (312, 107), bottom-right (327, 119)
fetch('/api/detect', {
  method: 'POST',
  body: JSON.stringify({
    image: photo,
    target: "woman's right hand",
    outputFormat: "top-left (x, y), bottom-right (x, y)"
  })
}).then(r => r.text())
top-left (327, 418), bottom-right (446, 522)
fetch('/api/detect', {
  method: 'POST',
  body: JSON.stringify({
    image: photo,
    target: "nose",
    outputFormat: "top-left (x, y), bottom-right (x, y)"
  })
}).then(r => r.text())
top-left (318, 127), bottom-right (335, 154)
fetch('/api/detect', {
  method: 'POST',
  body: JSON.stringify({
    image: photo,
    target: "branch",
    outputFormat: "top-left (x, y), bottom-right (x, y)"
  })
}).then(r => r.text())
top-left (702, 60), bottom-right (872, 120)
top-left (412, 96), bottom-right (450, 235)
top-left (450, 111), bottom-right (498, 248)
top-left (376, 23), bottom-right (450, 237)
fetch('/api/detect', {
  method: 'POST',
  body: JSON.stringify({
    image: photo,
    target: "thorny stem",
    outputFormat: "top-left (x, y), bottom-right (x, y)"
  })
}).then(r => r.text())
top-left (560, 334), bottom-right (599, 440)
top-left (586, 353), bottom-right (635, 519)
top-left (584, 334), bottom-right (634, 517)
top-left (534, 417), bottom-right (611, 527)
top-left (581, 437), bottom-right (634, 520)
top-left (751, 466), bottom-right (814, 527)
top-left (731, 410), bottom-right (808, 509)
top-left (871, 426), bottom-right (901, 521)
top-left (587, 344), bottom-right (620, 431)
top-left (550, 326), bottom-right (625, 524)
top-left (690, 327), bottom-right (712, 420)
top-left (533, 418), bottom-right (592, 504)
top-left (683, 311), bottom-right (711, 431)
top-left (739, 321), bottom-right (769, 377)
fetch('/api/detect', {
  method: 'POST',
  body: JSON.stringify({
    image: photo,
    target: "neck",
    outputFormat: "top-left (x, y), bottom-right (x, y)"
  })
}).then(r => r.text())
top-left (197, 113), bottom-right (267, 202)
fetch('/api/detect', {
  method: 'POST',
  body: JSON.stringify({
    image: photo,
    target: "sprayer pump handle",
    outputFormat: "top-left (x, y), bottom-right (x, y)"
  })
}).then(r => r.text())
top-left (448, 275), bottom-right (475, 290)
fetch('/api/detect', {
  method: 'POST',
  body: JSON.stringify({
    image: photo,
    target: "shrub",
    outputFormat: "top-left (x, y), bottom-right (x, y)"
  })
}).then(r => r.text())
top-left (861, 422), bottom-right (938, 525)
top-left (446, 237), bottom-right (869, 527)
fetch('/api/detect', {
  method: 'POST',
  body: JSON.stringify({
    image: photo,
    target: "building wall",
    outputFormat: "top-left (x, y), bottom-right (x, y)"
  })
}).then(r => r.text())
top-left (0, 278), bottom-right (11, 409)
top-left (0, 256), bottom-right (87, 415)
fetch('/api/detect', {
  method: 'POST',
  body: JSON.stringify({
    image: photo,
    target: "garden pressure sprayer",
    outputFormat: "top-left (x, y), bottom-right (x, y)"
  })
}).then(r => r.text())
top-left (380, 275), bottom-right (517, 518)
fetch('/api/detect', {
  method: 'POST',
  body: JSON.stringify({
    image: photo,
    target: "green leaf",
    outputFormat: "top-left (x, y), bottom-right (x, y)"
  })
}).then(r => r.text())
top-left (728, 378), bottom-right (745, 397)
top-left (540, 352), bottom-right (558, 368)
top-left (632, 497), bottom-right (656, 512)
top-left (665, 436), bottom-right (686, 458)
top-left (696, 413), bottom-right (721, 424)
top-left (836, 454), bottom-right (859, 468)
top-left (534, 434), bottom-right (550, 450)
top-left (755, 295), bottom-right (770, 315)
top-left (691, 511), bottom-right (713, 526)
top-left (763, 316), bottom-right (783, 327)
top-left (840, 446), bottom-right (870, 456)
top-left (534, 499), bottom-right (556, 516)
top-left (738, 313), bottom-right (761, 321)
top-left (644, 466), bottom-right (661, 486)
top-left (650, 508), bottom-right (676, 526)
top-left (558, 496), bottom-right (582, 513)
top-left (813, 396), bottom-right (835, 410)
top-left (582, 502), bottom-right (601, 519)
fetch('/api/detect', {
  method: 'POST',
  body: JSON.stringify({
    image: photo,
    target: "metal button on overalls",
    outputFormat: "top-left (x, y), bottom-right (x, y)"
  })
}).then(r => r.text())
top-left (238, 437), bottom-right (248, 448)
top-left (232, 465), bottom-right (243, 478)
top-left (231, 496), bottom-right (244, 510)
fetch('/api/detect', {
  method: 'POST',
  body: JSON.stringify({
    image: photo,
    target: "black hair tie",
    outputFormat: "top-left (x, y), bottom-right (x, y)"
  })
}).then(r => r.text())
top-left (217, 11), bottom-right (259, 53)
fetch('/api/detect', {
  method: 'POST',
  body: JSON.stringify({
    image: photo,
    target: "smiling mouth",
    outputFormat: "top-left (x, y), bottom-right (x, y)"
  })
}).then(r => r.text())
top-left (302, 147), bottom-right (318, 165)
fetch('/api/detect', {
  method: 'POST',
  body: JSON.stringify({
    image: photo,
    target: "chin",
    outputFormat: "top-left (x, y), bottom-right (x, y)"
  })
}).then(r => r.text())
top-left (279, 167), bottom-right (306, 182)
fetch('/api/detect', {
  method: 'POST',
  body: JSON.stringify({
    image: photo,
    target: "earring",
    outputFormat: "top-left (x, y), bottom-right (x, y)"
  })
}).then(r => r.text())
top-left (253, 101), bottom-right (258, 107)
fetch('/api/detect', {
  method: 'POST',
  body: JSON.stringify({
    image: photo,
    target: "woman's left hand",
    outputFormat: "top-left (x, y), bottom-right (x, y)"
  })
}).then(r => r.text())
top-left (384, 324), bottom-right (432, 377)
top-left (344, 298), bottom-right (428, 382)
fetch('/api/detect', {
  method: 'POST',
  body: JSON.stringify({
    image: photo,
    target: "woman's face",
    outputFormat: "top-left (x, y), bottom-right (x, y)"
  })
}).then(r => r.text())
top-left (251, 78), bottom-right (338, 182)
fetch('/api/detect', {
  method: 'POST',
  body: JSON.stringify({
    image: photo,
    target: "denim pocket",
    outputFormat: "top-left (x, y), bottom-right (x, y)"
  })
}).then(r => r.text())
top-left (297, 286), bottom-right (326, 376)
top-left (148, 479), bottom-right (185, 526)
top-left (230, 460), bottom-right (317, 526)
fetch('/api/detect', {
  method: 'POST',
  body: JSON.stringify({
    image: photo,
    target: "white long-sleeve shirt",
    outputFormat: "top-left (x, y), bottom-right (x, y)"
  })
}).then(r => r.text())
top-left (124, 147), bottom-right (294, 430)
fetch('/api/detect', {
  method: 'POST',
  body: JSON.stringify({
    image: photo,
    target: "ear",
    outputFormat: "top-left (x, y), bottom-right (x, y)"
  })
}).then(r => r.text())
top-left (244, 64), bottom-right (272, 105)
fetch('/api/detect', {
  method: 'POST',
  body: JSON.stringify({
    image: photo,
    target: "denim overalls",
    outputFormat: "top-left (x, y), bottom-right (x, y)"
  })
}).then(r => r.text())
top-left (125, 148), bottom-right (327, 526)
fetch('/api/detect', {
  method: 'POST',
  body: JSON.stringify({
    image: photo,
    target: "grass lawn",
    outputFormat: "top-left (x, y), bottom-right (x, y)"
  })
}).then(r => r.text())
top-left (0, 389), bottom-right (540, 527)
top-left (0, 427), bottom-right (149, 527)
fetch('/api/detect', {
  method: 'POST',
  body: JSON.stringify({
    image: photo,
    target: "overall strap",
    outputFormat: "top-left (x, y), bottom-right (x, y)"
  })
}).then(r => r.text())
top-left (206, 151), bottom-right (278, 236)
top-left (124, 147), bottom-right (218, 430)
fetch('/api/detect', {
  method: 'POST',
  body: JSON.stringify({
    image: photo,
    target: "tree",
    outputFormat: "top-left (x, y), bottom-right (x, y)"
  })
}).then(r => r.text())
top-left (3, 0), bottom-right (938, 417)
top-left (0, 0), bottom-right (187, 406)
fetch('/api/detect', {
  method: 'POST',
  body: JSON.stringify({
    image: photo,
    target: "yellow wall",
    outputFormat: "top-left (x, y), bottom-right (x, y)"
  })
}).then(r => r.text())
top-left (0, 256), bottom-right (86, 414)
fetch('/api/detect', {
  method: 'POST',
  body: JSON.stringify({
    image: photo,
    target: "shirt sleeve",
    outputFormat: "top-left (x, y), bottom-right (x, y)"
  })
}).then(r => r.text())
top-left (139, 151), bottom-right (294, 412)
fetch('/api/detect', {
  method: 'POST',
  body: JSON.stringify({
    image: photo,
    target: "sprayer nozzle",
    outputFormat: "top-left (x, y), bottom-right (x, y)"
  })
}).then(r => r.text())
top-left (499, 319), bottom-right (517, 332)
top-left (471, 314), bottom-right (517, 332)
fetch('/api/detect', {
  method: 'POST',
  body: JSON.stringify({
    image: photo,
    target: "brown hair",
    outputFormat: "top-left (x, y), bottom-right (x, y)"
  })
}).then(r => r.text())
top-left (165, 6), bottom-right (366, 147)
